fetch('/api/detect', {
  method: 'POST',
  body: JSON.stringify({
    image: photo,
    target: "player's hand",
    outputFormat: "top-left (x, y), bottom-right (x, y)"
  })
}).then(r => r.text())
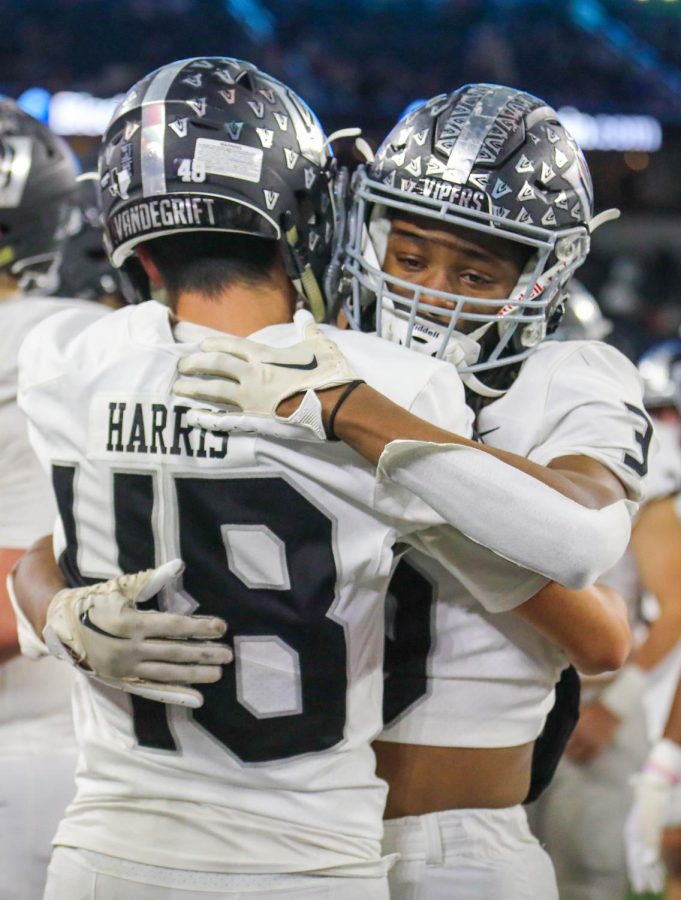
top-left (565, 701), bottom-right (620, 764)
top-left (174, 309), bottom-right (357, 441)
top-left (624, 740), bottom-right (681, 894)
top-left (43, 559), bottom-right (232, 709)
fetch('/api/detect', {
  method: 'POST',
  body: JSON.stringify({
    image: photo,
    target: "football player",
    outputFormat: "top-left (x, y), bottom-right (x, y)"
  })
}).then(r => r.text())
top-left (532, 338), bottom-right (681, 900)
top-left (13, 60), bottom-right (594, 900)
top-left (0, 100), bottom-right (96, 898)
top-left (607, 340), bottom-right (681, 897)
top-left (628, 666), bottom-right (681, 900)
top-left (176, 85), bottom-right (650, 899)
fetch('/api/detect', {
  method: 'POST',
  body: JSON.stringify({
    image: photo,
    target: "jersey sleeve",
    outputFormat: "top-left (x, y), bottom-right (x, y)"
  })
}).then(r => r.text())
top-left (642, 419), bottom-right (681, 503)
top-left (0, 402), bottom-right (57, 547)
top-left (527, 342), bottom-right (652, 501)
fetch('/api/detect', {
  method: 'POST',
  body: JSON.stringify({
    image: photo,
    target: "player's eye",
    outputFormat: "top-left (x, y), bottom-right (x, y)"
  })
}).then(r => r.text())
top-left (396, 254), bottom-right (426, 273)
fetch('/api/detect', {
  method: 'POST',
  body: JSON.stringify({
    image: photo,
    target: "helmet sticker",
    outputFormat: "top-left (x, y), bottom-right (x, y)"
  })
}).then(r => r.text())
top-left (193, 138), bottom-right (263, 183)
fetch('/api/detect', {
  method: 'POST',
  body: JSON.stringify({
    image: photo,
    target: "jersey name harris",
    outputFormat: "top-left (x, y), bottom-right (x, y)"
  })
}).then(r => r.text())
top-left (100, 398), bottom-right (228, 460)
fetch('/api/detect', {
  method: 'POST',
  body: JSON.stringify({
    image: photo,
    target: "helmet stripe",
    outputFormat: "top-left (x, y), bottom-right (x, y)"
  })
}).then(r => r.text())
top-left (443, 86), bottom-right (525, 184)
top-left (140, 60), bottom-right (189, 198)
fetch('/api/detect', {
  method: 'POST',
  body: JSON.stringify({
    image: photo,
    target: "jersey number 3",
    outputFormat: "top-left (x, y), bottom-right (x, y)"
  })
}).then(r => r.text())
top-left (52, 464), bottom-right (347, 763)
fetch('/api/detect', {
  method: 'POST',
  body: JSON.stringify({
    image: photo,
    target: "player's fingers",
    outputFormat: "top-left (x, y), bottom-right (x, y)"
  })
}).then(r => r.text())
top-left (123, 610), bottom-right (228, 640)
top-left (134, 662), bottom-right (225, 684)
top-left (134, 558), bottom-right (184, 604)
top-left (173, 377), bottom-right (243, 408)
top-left (178, 351), bottom-right (247, 380)
top-left (121, 680), bottom-right (205, 709)
top-left (139, 640), bottom-right (233, 666)
top-left (185, 409), bottom-right (237, 432)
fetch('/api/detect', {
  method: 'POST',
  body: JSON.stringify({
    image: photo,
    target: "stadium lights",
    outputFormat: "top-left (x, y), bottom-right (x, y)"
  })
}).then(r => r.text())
top-left (15, 89), bottom-right (664, 153)
top-left (557, 107), bottom-right (662, 152)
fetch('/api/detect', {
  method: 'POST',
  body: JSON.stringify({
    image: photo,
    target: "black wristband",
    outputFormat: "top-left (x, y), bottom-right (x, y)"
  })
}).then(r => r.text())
top-left (326, 380), bottom-right (366, 441)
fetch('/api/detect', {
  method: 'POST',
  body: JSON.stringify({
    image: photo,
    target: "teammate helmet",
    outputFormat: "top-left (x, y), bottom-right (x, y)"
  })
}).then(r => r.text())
top-left (552, 280), bottom-right (612, 342)
top-left (98, 58), bottom-right (336, 316)
top-left (55, 178), bottom-right (123, 303)
top-left (342, 84), bottom-right (601, 389)
top-left (0, 99), bottom-right (78, 287)
top-left (638, 339), bottom-right (681, 412)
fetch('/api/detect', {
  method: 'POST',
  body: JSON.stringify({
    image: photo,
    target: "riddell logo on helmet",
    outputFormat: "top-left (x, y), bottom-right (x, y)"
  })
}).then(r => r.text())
top-left (413, 320), bottom-right (442, 340)
top-left (110, 197), bottom-right (217, 244)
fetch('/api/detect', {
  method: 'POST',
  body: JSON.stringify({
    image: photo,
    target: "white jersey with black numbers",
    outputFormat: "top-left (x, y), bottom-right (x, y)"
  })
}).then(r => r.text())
top-left (17, 300), bottom-right (547, 876)
top-left (599, 416), bottom-right (681, 627)
top-left (0, 295), bottom-right (104, 747)
top-left (379, 340), bottom-right (651, 749)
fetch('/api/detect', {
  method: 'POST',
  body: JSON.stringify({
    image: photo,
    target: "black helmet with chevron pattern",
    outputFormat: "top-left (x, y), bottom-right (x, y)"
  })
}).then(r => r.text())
top-left (98, 57), bottom-right (336, 317)
top-left (0, 98), bottom-right (78, 290)
top-left (342, 83), bottom-right (611, 394)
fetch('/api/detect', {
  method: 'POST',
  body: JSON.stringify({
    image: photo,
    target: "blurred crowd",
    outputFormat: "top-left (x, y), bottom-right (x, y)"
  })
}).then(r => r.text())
top-left (3, 0), bottom-right (681, 362)
top-left (3, 0), bottom-right (681, 132)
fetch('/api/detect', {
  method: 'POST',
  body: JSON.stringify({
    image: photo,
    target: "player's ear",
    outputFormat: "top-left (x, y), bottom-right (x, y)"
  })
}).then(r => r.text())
top-left (135, 244), bottom-right (165, 287)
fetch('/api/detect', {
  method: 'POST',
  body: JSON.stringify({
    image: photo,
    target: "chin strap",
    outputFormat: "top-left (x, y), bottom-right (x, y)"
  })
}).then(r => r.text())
top-left (443, 323), bottom-right (508, 399)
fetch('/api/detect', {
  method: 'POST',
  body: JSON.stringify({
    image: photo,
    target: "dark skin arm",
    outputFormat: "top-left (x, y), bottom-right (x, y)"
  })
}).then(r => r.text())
top-left (515, 581), bottom-right (631, 675)
top-left (0, 547), bottom-right (27, 664)
top-left (10, 535), bottom-right (64, 639)
top-left (278, 383), bottom-right (627, 509)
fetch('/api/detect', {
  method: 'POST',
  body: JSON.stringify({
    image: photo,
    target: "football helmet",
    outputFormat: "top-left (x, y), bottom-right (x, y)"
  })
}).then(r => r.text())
top-left (342, 84), bottom-right (609, 394)
top-left (638, 340), bottom-right (681, 412)
top-left (0, 99), bottom-right (78, 289)
top-left (55, 177), bottom-right (122, 303)
top-left (98, 58), bottom-right (336, 317)
top-left (552, 280), bottom-right (612, 342)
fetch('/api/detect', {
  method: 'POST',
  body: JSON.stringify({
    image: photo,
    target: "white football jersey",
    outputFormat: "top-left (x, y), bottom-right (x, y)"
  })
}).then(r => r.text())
top-left (0, 295), bottom-right (103, 744)
top-left (599, 417), bottom-right (681, 627)
top-left (380, 340), bottom-right (651, 749)
top-left (18, 300), bottom-right (547, 875)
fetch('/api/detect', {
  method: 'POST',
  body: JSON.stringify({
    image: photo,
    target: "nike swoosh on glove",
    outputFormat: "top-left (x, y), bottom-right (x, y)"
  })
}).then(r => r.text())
top-left (43, 559), bottom-right (232, 708)
top-left (174, 309), bottom-right (357, 441)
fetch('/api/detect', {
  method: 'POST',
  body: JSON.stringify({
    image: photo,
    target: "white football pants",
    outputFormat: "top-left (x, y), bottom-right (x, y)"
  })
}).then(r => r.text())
top-left (0, 746), bottom-right (77, 900)
top-left (43, 848), bottom-right (390, 900)
top-left (527, 701), bottom-right (649, 900)
top-left (382, 805), bottom-right (558, 900)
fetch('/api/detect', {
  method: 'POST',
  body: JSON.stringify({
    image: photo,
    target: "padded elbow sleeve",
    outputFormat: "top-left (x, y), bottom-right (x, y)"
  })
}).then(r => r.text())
top-left (377, 441), bottom-right (636, 589)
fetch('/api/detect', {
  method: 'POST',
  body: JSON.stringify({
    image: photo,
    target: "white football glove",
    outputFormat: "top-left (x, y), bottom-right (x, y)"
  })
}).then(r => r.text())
top-left (43, 559), bottom-right (232, 709)
top-left (174, 309), bottom-right (357, 440)
top-left (625, 738), bottom-right (681, 894)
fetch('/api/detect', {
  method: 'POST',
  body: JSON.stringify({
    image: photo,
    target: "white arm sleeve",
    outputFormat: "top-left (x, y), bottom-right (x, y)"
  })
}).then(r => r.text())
top-left (6, 571), bottom-right (49, 659)
top-left (378, 439), bottom-right (637, 590)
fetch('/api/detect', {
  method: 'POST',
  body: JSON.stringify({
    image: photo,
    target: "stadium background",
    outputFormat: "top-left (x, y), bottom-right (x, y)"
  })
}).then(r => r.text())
top-left (3, 0), bottom-right (681, 363)
top-left (2, 1), bottom-right (679, 896)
